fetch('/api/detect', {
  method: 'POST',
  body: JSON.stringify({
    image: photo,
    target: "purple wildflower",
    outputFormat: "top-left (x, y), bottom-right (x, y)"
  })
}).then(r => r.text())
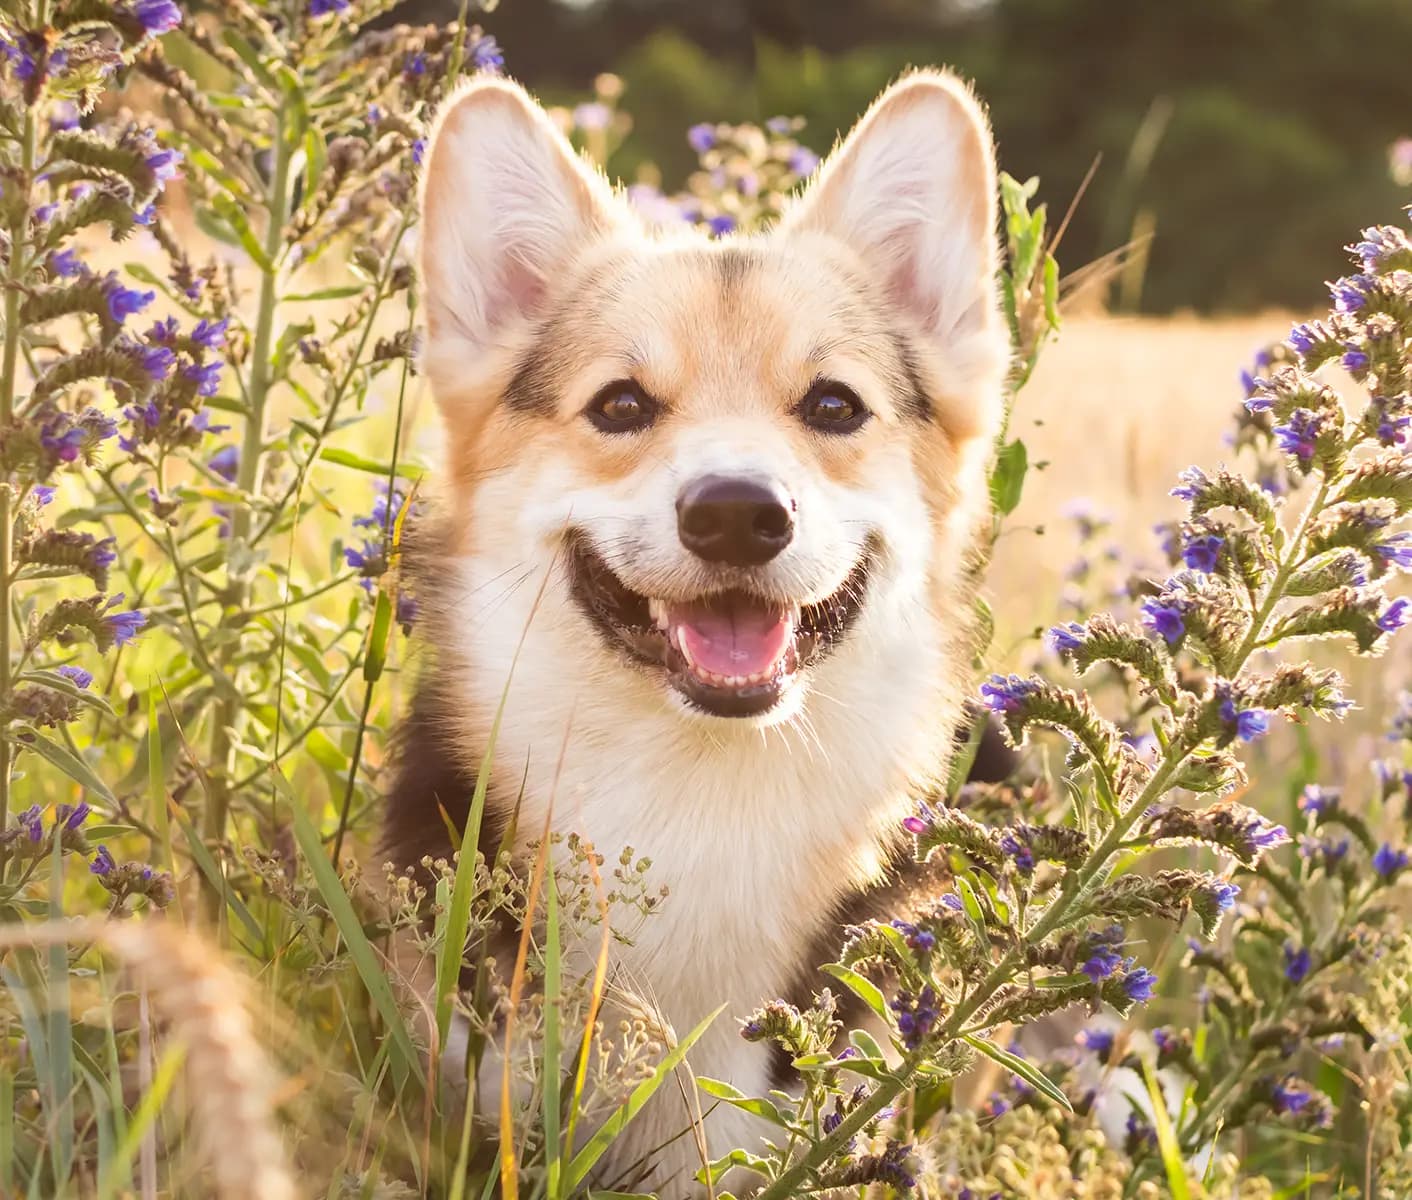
top-left (1081, 945), bottom-right (1122, 982)
top-left (47, 248), bottom-right (84, 278)
top-left (890, 920), bottom-right (936, 953)
top-left (91, 846), bottom-right (116, 876)
top-left (1170, 465), bottom-right (1208, 501)
top-left (104, 278), bottom-right (155, 324)
top-left (1287, 322), bottom-right (1320, 355)
top-left (1373, 842), bottom-right (1408, 880)
top-left (1140, 595), bottom-right (1186, 645)
top-left (1329, 274), bottom-right (1373, 313)
top-left (1378, 598), bottom-right (1410, 633)
top-left (1298, 784), bottom-right (1338, 815)
top-left (17, 806), bottom-right (44, 843)
top-left (1048, 621), bottom-right (1086, 652)
top-left (890, 985), bottom-right (940, 1050)
top-left (210, 446), bottom-right (239, 482)
top-left (132, 0), bottom-right (181, 34)
top-left (57, 665), bottom-right (93, 688)
top-left (687, 123), bottom-right (716, 154)
top-left (979, 673), bottom-right (1038, 715)
top-left (191, 317), bottom-right (229, 350)
top-left (999, 831), bottom-right (1035, 873)
top-left (1376, 533), bottom-right (1412, 569)
top-left (184, 360), bottom-right (223, 397)
top-left (1342, 347), bottom-right (1370, 373)
top-left (1182, 533), bottom-right (1224, 573)
top-left (1122, 967), bottom-right (1157, 1004)
top-left (136, 342), bottom-right (175, 380)
top-left (308, 0), bottom-right (349, 14)
top-left (102, 596), bottom-right (146, 646)
top-left (471, 35), bottom-right (503, 73)
top-left (1271, 1077), bottom-right (1314, 1115)
top-left (1272, 409), bottom-right (1322, 467)
top-left (145, 146), bottom-right (181, 188)
top-left (705, 214), bottom-right (735, 237)
top-left (1078, 1028), bottom-right (1114, 1056)
top-left (411, 138), bottom-right (425, 166)
top-left (1283, 942), bottom-right (1311, 983)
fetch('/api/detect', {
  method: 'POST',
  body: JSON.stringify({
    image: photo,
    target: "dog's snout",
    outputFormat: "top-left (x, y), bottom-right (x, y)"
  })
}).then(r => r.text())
top-left (676, 474), bottom-right (795, 566)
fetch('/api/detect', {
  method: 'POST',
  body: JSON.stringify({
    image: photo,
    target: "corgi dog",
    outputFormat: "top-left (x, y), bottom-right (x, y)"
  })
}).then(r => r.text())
top-left (385, 68), bottom-right (1009, 1195)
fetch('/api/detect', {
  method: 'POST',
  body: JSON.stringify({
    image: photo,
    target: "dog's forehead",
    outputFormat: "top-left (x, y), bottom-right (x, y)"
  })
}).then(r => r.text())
top-left (516, 238), bottom-right (914, 414)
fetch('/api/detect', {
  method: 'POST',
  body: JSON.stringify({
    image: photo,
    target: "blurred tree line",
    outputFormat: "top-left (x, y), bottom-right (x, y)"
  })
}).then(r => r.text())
top-left (400, 0), bottom-right (1412, 314)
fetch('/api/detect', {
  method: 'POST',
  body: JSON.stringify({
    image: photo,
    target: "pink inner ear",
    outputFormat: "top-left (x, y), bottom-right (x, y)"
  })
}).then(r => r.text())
top-left (497, 251), bottom-right (547, 325)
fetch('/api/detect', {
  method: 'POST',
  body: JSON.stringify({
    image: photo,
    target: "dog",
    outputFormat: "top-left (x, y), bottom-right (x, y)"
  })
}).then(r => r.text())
top-left (384, 67), bottom-right (1010, 1195)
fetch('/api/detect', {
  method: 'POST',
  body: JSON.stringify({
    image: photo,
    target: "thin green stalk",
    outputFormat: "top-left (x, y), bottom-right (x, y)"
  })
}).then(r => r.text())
top-left (0, 100), bottom-right (37, 867)
top-left (202, 94), bottom-right (294, 909)
top-left (758, 465), bottom-right (1335, 1200)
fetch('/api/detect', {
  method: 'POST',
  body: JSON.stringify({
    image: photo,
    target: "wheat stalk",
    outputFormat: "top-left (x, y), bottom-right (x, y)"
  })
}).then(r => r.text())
top-left (0, 918), bottom-right (296, 1200)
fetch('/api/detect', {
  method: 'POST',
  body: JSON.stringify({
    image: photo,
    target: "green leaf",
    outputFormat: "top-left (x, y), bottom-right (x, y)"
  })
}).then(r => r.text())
top-left (697, 1147), bottom-right (772, 1188)
top-left (848, 1028), bottom-right (888, 1062)
top-left (364, 589), bottom-right (392, 683)
top-left (818, 963), bottom-right (888, 1022)
top-left (989, 438), bottom-right (1029, 517)
top-left (696, 1077), bottom-right (790, 1127)
top-left (167, 805), bottom-right (263, 945)
top-left (288, 794), bottom-right (424, 1088)
top-left (1141, 1058), bottom-right (1192, 1200)
top-left (318, 447), bottom-right (427, 479)
top-left (566, 1005), bottom-right (724, 1191)
top-left (962, 1035), bottom-right (1071, 1111)
top-left (211, 192), bottom-right (273, 271)
top-left (5, 729), bottom-right (114, 803)
top-left (543, 867), bottom-right (565, 1200)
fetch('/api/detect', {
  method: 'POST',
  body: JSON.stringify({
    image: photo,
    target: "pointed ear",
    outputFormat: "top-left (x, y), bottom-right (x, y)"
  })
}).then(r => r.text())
top-left (418, 78), bottom-right (629, 369)
top-left (784, 70), bottom-right (1002, 369)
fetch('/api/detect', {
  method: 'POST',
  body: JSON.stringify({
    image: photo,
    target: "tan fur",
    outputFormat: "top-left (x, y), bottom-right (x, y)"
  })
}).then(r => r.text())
top-left (404, 68), bottom-right (1009, 1195)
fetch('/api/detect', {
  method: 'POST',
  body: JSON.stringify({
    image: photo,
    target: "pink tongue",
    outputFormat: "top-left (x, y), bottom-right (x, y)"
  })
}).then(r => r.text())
top-left (671, 598), bottom-right (792, 680)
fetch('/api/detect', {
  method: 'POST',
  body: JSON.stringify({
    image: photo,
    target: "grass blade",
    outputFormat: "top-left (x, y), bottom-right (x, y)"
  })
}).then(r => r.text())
top-left (543, 864), bottom-right (563, 1200)
top-left (96, 1042), bottom-right (186, 1200)
top-left (1140, 1057), bottom-right (1191, 1200)
top-left (47, 837), bottom-right (75, 1186)
top-left (288, 792), bottom-right (424, 1088)
top-left (565, 1005), bottom-right (725, 1192)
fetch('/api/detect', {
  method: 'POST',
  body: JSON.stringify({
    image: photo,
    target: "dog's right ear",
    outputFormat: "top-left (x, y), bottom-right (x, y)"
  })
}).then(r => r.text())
top-left (419, 78), bottom-right (626, 374)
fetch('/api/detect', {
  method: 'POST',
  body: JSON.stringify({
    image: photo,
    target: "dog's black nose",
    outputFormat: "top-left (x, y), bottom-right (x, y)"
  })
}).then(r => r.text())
top-left (677, 474), bottom-right (794, 566)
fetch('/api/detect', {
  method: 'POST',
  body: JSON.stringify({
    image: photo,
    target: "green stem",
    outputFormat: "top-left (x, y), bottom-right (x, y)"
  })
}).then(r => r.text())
top-left (0, 102), bottom-right (37, 869)
top-left (202, 95), bottom-right (293, 912)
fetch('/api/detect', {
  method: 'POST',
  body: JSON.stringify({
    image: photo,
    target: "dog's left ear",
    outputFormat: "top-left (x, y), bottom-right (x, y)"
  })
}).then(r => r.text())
top-left (418, 78), bottom-right (632, 389)
top-left (784, 70), bottom-right (1004, 406)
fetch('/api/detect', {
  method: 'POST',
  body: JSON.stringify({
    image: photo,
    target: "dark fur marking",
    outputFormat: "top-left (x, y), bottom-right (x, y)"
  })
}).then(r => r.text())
top-left (891, 335), bottom-right (934, 422)
top-left (713, 245), bottom-right (761, 295)
top-left (501, 344), bottom-right (559, 417)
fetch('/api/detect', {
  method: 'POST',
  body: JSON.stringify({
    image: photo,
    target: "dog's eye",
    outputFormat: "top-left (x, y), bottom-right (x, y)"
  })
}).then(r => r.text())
top-left (799, 381), bottom-right (869, 434)
top-left (585, 381), bottom-right (658, 433)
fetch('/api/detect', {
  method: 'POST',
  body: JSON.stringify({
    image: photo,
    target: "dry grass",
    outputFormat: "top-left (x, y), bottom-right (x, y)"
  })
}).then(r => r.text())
top-left (989, 311), bottom-right (1302, 630)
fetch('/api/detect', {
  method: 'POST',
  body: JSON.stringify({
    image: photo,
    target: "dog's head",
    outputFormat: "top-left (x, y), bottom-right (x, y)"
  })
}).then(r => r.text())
top-left (417, 72), bottom-right (1007, 727)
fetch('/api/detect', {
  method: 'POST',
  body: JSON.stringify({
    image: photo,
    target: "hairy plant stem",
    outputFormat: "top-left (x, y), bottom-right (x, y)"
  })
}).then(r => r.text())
top-left (757, 468), bottom-right (1334, 1200)
top-left (201, 97), bottom-right (292, 918)
top-left (0, 101), bottom-right (38, 872)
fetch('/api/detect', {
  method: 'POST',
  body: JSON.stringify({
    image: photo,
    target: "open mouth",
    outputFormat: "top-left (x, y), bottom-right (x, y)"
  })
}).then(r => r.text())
top-left (567, 539), bottom-right (872, 718)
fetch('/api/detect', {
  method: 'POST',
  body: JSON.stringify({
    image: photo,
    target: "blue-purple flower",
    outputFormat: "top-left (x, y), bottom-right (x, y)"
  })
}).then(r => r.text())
top-left (1181, 532), bottom-right (1224, 573)
top-left (1271, 1076), bottom-right (1314, 1115)
top-left (979, 673), bottom-right (1038, 715)
top-left (471, 34), bottom-right (503, 73)
top-left (1140, 595), bottom-right (1186, 645)
top-left (1373, 841), bottom-right (1408, 881)
top-left (890, 985), bottom-right (940, 1050)
top-left (184, 360), bottom-right (223, 397)
top-left (48, 248), bottom-right (83, 277)
top-left (1272, 409), bottom-right (1324, 467)
top-left (132, 0), bottom-right (181, 35)
top-left (90, 845), bottom-right (116, 876)
top-left (1121, 967), bottom-right (1157, 1005)
top-left (104, 277), bottom-right (155, 324)
top-left (1330, 274), bottom-right (1373, 313)
top-left (1283, 942), bottom-right (1311, 983)
top-left (1078, 1028), bottom-right (1114, 1057)
top-left (1048, 621), bottom-right (1086, 653)
top-left (687, 123), bottom-right (716, 154)
top-left (1378, 598), bottom-right (1409, 633)
top-left (102, 595), bottom-right (146, 647)
top-left (57, 665), bottom-right (93, 689)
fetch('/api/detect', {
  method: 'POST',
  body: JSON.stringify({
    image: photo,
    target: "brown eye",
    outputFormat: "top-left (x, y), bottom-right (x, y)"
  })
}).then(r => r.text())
top-left (585, 380), bottom-right (659, 433)
top-left (799, 381), bottom-right (868, 434)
